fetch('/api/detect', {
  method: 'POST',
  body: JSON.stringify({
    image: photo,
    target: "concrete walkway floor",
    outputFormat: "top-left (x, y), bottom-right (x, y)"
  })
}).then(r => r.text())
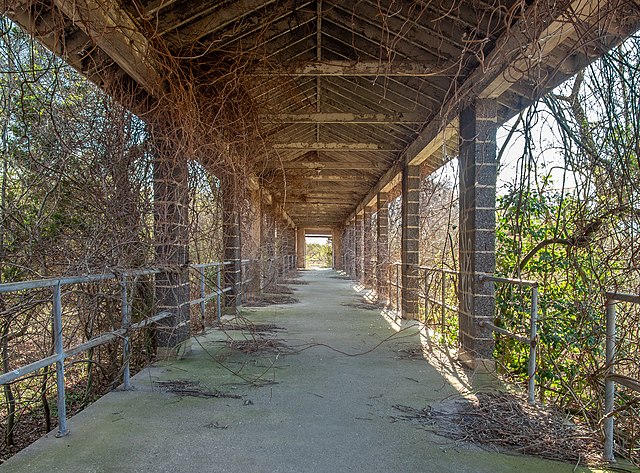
top-left (1, 269), bottom-right (625, 473)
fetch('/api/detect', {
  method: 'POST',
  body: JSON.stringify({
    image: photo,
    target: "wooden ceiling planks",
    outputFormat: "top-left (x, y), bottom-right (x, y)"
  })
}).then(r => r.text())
top-left (6, 0), bottom-right (640, 228)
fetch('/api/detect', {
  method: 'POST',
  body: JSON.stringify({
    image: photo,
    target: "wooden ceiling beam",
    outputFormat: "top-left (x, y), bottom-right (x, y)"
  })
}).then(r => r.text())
top-left (260, 112), bottom-right (426, 124)
top-left (323, 34), bottom-right (450, 96)
top-left (52, 0), bottom-right (162, 96)
top-left (272, 142), bottom-right (401, 151)
top-left (300, 174), bottom-right (374, 181)
top-left (285, 200), bottom-right (356, 205)
top-left (322, 41), bottom-right (449, 101)
top-left (262, 161), bottom-right (385, 170)
top-left (253, 60), bottom-right (454, 77)
top-left (478, 0), bottom-right (623, 99)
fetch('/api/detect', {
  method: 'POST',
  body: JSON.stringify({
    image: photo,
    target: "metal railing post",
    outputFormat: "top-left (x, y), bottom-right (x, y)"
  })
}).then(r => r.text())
top-left (527, 285), bottom-right (538, 404)
top-left (199, 269), bottom-right (206, 331)
top-left (395, 264), bottom-right (400, 312)
top-left (216, 264), bottom-right (222, 321)
top-left (121, 278), bottom-right (131, 390)
top-left (441, 270), bottom-right (446, 333)
top-left (424, 269), bottom-right (429, 324)
top-left (604, 297), bottom-right (616, 462)
top-left (52, 283), bottom-right (68, 437)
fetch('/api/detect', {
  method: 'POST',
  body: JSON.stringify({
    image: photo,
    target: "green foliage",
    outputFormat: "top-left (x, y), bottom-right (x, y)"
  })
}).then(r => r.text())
top-left (306, 242), bottom-right (332, 268)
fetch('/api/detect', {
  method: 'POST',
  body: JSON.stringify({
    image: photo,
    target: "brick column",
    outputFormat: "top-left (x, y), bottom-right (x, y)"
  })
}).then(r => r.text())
top-left (261, 204), bottom-right (276, 285)
top-left (296, 226), bottom-right (306, 269)
top-left (275, 217), bottom-right (286, 277)
top-left (458, 99), bottom-right (498, 369)
top-left (401, 164), bottom-right (421, 320)
top-left (223, 179), bottom-right (242, 313)
top-left (332, 227), bottom-right (343, 270)
top-left (349, 220), bottom-right (357, 278)
top-left (246, 188), bottom-right (262, 294)
top-left (344, 222), bottom-right (352, 276)
top-left (376, 192), bottom-right (389, 301)
top-left (285, 225), bottom-right (296, 270)
top-left (363, 206), bottom-right (373, 288)
top-left (153, 143), bottom-right (190, 357)
top-left (355, 213), bottom-right (363, 282)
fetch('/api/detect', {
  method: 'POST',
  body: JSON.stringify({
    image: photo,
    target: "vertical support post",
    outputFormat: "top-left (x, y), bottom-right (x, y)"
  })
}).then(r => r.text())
top-left (423, 270), bottom-right (429, 323)
top-left (604, 297), bottom-right (616, 462)
top-left (332, 227), bottom-right (343, 270)
top-left (349, 221), bottom-right (356, 278)
top-left (261, 202), bottom-right (276, 284)
top-left (528, 285), bottom-right (539, 404)
top-left (216, 264), bottom-right (222, 321)
top-left (458, 98), bottom-right (498, 370)
top-left (355, 212), bottom-right (363, 283)
top-left (395, 264), bottom-right (400, 312)
top-left (363, 206), bottom-right (373, 287)
top-left (441, 270), bottom-right (446, 333)
top-left (199, 270), bottom-right (206, 331)
top-left (377, 192), bottom-right (389, 301)
top-left (296, 227), bottom-right (306, 269)
top-left (401, 164), bottom-right (420, 320)
top-left (223, 179), bottom-right (242, 314)
top-left (152, 133), bottom-right (190, 358)
top-left (285, 227), bottom-right (295, 271)
top-left (52, 283), bottom-right (68, 437)
top-left (121, 278), bottom-right (131, 390)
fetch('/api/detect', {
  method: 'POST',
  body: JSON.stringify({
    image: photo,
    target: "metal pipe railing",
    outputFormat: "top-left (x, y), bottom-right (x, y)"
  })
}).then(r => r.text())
top-left (416, 265), bottom-right (459, 332)
top-left (479, 273), bottom-right (539, 405)
top-left (0, 261), bottom-right (233, 437)
top-left (603, 292), bottom-right (640, 462)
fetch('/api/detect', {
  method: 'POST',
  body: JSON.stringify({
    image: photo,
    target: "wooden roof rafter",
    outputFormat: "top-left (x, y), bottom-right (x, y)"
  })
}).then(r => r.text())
top-left (6, 0), bottom-right (640, 228)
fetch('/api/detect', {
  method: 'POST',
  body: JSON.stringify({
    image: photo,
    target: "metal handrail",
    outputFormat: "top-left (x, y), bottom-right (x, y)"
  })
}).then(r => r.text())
top-left (479, 274), bottom-right (539, 405)
top-left (0, 261), bottom-right (233, 437)
top-left (604, 291), bottom-right (640, 462)
top-left (395, 264), bottom-right (539, 404)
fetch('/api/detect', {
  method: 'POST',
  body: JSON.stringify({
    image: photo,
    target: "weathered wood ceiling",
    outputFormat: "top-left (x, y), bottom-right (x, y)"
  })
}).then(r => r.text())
top-left (4, 0), bottom-right (640, 228)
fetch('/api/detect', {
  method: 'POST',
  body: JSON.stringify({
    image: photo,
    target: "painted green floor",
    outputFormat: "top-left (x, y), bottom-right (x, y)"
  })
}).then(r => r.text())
top-left (0, 269), bottom-right (630, 472)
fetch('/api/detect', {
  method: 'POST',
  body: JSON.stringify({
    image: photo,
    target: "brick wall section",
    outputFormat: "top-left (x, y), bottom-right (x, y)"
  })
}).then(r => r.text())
top-left (376, 192), bottom-right (389, 301)
top-left (153, 148), bottom-right (190, 355)
top-left (342, 223), bottom-right (350, 275)
top-left (458, 99), bottom-right (498, 365)
top-left (243, 189), bottom-right (262, 295)
top-left (275, 218), bottom-right (288, 276)
top-left (261, 207), bottom-right (276, 284)
top-left (223, 181), bottom-right (242, 313)
top-left (401, 164), bottom-right (421, 320)
top-left (355, 213), bottom-right (363, 282)
top-left (284, 225), bottom-right (296, 269)
top-left (363, 206), bottom-right (373, 287)
top-left (351, 220), bottom-right (357, 278)
top-left (332, 227), bottom-right (343, 270)
top-left (296, 227), bottom-right (306, 269)
top-left (348, 221), bottom-right (356, 277)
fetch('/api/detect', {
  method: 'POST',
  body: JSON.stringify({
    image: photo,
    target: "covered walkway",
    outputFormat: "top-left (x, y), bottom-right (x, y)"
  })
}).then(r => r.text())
top-left (1, 270), bottom-right (609, 473)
